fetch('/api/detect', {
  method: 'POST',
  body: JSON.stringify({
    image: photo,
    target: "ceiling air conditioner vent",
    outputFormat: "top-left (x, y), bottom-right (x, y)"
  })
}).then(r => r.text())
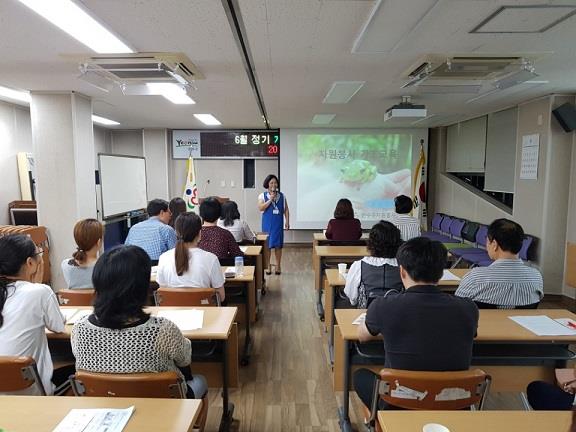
top-left (81, 53), bottom-right (204, 84)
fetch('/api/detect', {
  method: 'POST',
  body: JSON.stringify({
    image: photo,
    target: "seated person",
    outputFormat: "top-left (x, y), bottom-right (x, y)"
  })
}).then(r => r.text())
top-left (71, 245), bottom-right (208, 403)
top-left (125, 199), bottom-right (177, 264)
top-left (168, 197), bottom-right (187, 228)
top-left (0, 234), bottom-right (66, 395)
top-left (353, 237), bottom-right (478, 410)
top-left (455, 218), bottom-right (543, 308)
top-left (527, 380), bottom-right (576, 410)
top-left (325, 198), bottom-right (362, 241)
top-left (61, 218), bottom-right (103, 289)
top-left (157, 212), bottom-right (226, 302)
top-left (342, 221), bottom-right (403, 308)
top-left (217, 200), bottom-right (256, 243)
top-left (198, 197), bottom-right (243, 259)
top-left (389, 195), bottom-right (421, 241)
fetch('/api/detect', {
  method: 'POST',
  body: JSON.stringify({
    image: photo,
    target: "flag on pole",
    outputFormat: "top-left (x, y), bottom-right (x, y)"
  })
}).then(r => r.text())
top-left (183, 156), bottom-right (199, 213)
top-left (411, 140), bottom-right (427, 226)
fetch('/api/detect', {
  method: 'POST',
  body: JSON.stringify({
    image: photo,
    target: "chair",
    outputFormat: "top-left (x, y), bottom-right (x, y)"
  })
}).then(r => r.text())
top-left (154, 287), bottom-right (221, 307)
top-left (71, 370), bottom-right (185, 398)
top-left (0, 356), bottom-right (46, 395)
top-left (58, 289), bottom-right (95, 306)
top-left (365, 368), bottom-right (491, 432)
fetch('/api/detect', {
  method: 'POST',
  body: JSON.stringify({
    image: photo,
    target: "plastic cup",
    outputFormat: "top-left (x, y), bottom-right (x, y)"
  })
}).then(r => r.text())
top-left (338, 263), bottom-right (347, 274)
top-left (422, 424), bottom-right (450, 432)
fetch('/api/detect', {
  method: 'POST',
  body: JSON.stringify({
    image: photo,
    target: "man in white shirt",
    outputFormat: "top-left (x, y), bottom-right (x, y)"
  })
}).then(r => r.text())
top-left (390, 195), bottom-right (421, 241)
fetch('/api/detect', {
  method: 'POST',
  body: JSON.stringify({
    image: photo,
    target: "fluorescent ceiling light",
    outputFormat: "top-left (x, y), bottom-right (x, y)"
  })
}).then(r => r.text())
top-left (17, 0), bottom-right (133, 54)
top-left (194, 114), bottom-right (221, 126)
top-left (323, 81), bottom-right (365, 104)
top-left (92, 115), bottom-right (120, 126)
top-left (0, 86), bottom-right (31, 103)
top-left (146, 83), bottom-right (195, 104)
top-left (312, 114), bottom-right (336, 125)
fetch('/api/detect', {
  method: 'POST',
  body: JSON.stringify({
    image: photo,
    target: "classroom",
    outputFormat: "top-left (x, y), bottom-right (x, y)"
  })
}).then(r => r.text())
top-left (1, 1), bottom-right (576, 431)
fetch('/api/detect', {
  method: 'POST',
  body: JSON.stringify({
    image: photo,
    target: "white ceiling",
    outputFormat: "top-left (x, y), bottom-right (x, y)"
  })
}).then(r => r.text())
top-left (0, 0), bottom-right (575, 129)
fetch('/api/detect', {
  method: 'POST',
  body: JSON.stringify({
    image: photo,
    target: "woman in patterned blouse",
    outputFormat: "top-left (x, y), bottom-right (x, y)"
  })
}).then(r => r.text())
top-left (71, 245), bottom-right (208, 427)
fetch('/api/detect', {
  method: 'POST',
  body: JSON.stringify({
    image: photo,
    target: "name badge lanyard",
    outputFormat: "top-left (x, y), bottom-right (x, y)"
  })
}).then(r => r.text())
top-left (271, 193), bottom-right (280, 215)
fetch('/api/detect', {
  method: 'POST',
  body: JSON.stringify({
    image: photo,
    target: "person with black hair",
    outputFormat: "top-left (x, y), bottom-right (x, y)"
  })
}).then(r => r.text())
top-left (217, 200), bottom-right (256, 243)
top-left (0, 234), bottom-right (66, 395)
top-left (455, 218), bottom-right (543, 308)
top-left (258, 174), bottom-right (290, 274)
top-left (353, 237), bottom-right (478, 411)
top-left (197, 197), bottom-right (243, 259)
top-left (325, 198), bottom-right (362, 241)
top-left (390, 194), bottom-right (421, 240)
top-left (125, 198), bottom-right (177, 263)
top-left (168, 197), bottom-right (187, 228)
top-left (71, 245), bottom-right (208, 404)
top-left (157, 212), bottom-right (225, 301)
top-left (342, 221), bottom-right (403, 308)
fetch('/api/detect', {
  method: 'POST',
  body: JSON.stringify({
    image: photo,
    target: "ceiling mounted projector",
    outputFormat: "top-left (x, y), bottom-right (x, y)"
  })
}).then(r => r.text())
top-left (384, 96), bottom-right (427, 122)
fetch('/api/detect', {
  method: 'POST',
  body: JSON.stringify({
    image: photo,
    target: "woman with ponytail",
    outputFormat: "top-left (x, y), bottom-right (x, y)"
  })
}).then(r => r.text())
top-left (61, 219), bottom-right (103, 289)
top-left (157, 212), bottom-right (225, 302)
top-left (0, 234), bottom-right (66, 395)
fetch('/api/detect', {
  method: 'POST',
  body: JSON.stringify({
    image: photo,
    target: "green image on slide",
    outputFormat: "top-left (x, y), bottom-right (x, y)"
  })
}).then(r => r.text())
top-left (297, 134), bottom-right (412, 222)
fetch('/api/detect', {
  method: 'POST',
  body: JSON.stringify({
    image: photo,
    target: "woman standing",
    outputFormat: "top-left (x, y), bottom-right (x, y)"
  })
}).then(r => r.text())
top-left (258, 174), bottom-right (289, 275)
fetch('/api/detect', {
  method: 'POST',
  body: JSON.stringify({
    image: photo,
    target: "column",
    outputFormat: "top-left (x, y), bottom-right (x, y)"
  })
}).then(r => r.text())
top-left (143, 128), bottom-right (170, 200)
top-left (30, 92), bottom-right (96, 290)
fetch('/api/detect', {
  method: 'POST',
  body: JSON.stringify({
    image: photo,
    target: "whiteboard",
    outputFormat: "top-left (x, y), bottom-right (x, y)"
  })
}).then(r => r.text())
top-left (99, 154), bottom-right (148, 219)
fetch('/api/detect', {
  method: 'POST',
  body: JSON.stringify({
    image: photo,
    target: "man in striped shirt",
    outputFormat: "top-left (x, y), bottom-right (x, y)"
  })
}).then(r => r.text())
top-left (455, 219), bottom-right (543, 308)
top-left (390, 195), bottom-right (421, 241)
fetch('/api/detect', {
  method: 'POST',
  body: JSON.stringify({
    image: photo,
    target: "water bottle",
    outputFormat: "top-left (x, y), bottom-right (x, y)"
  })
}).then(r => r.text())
top-left (235, 256), bottom-right (244, 276)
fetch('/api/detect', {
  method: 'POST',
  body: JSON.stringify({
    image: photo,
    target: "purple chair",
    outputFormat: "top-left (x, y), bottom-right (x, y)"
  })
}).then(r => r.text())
top-left (450, 225), bottom-right (489, 265)
top-left (424, 216), bottom-right (461, 243)
top-left (519, 236), bottom-right (534, 261)
top-left (431, 213), bottom-right (444, 232)
top-left (449, 218), bottom-right (466, 240)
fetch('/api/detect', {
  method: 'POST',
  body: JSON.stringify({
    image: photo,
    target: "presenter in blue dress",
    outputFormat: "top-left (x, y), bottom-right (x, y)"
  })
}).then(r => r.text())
top-left (258, 174), bottom-right (290, 275)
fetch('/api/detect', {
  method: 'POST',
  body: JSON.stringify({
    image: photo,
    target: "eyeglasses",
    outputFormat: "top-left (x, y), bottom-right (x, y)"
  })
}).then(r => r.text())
top-left (34, 248), bottom-right (44, 258)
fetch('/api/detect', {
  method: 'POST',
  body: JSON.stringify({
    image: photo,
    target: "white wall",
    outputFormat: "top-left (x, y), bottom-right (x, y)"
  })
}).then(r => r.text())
top-left (0, 101), bottom-right (33, 225)
top-left (111, 130), bottom-right (143, 156)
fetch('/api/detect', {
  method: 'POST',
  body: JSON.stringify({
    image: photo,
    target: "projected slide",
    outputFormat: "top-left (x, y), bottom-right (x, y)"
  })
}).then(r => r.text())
top-left (297, 134), bottom-right (412, 222)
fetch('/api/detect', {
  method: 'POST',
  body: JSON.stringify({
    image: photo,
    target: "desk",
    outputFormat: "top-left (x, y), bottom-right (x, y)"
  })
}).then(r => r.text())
top-left (241, 245), bottom-right (264, 304)
top-left (0, 396), bottom-right (202, 432)
top-left (50, 306), bottom-right (238, 432)
top-left (377, 410), bottom-right (571, 432)
top-left (255, 233), bottom-right (270, 278)
top-left (334, 308), bottom-right (576, 432)
top-left (312, 233), bottom-right (368, 274)
top-left (324, 269), bottom-right (470, 364)
top-left (224, 265), bottom-right (256, 364)
top-left (313, 245), bottom-right (368, 319)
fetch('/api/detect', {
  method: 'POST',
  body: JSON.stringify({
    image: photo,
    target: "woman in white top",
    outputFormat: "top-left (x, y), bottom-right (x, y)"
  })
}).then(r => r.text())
top-left (157, 212), bottom-right (226, 302)
top-left (0, 234), bottom-right (65, 395)
top-left (343, 221), bottom-right (404, 307)
top-left (217, 200), bottom-right (256, 243)
top-left (61, 218), bottom-right (103, 289)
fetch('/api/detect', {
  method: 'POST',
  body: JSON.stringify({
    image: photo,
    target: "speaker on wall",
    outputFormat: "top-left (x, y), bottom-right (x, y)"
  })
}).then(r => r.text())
top-left (552, 102), bottom-right (576, 133)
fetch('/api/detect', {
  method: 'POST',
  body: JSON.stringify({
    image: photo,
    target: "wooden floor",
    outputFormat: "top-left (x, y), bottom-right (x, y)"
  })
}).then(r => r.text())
top-left (203, 247), bottom-right (563, 432)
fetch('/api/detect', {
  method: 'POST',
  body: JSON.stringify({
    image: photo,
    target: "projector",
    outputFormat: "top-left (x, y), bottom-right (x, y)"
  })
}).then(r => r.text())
top-left (384, 97), bottom-right (427, 122)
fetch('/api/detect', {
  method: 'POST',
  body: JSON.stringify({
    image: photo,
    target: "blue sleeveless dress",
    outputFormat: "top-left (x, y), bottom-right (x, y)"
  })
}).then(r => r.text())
top-left (262, 191), bottom-right (285, 249)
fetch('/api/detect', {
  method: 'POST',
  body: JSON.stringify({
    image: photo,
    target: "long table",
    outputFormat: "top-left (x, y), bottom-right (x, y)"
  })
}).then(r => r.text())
top-left (313, 245), bottom-right (368, 319)
top-left (324, 268), bottom-right (470, 364)
top-left (0, 396), bottom-right (202, 432)
top-left (334, 308), bottom-right (576, 432)
top-left (377, 410), bottom-right (571, 432)
top-left (50, 306), bottom-right (238, 432)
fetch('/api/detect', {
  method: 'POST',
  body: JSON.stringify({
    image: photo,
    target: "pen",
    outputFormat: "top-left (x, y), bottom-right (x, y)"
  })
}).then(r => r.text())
top-left (567, 321), bottom-right (576, 330)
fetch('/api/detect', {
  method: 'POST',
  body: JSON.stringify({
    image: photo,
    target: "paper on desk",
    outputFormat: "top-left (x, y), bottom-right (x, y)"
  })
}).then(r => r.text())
top-left (440, 270), bottom-right (461, 281)
top-left (156, 309), bottom-right (204, 331)
top-left (52, 406), bottom-right (134, 432)
top-left (240, 246), bottom-right (248, 253)
top-left (66, 309), bottom-right (92, 325)
top-left (60, 308), bottom-right (78, 323)
top-left (352, 313), bottom-right (366, 325)
top-left (509, 315), bottom-right (576, 336)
